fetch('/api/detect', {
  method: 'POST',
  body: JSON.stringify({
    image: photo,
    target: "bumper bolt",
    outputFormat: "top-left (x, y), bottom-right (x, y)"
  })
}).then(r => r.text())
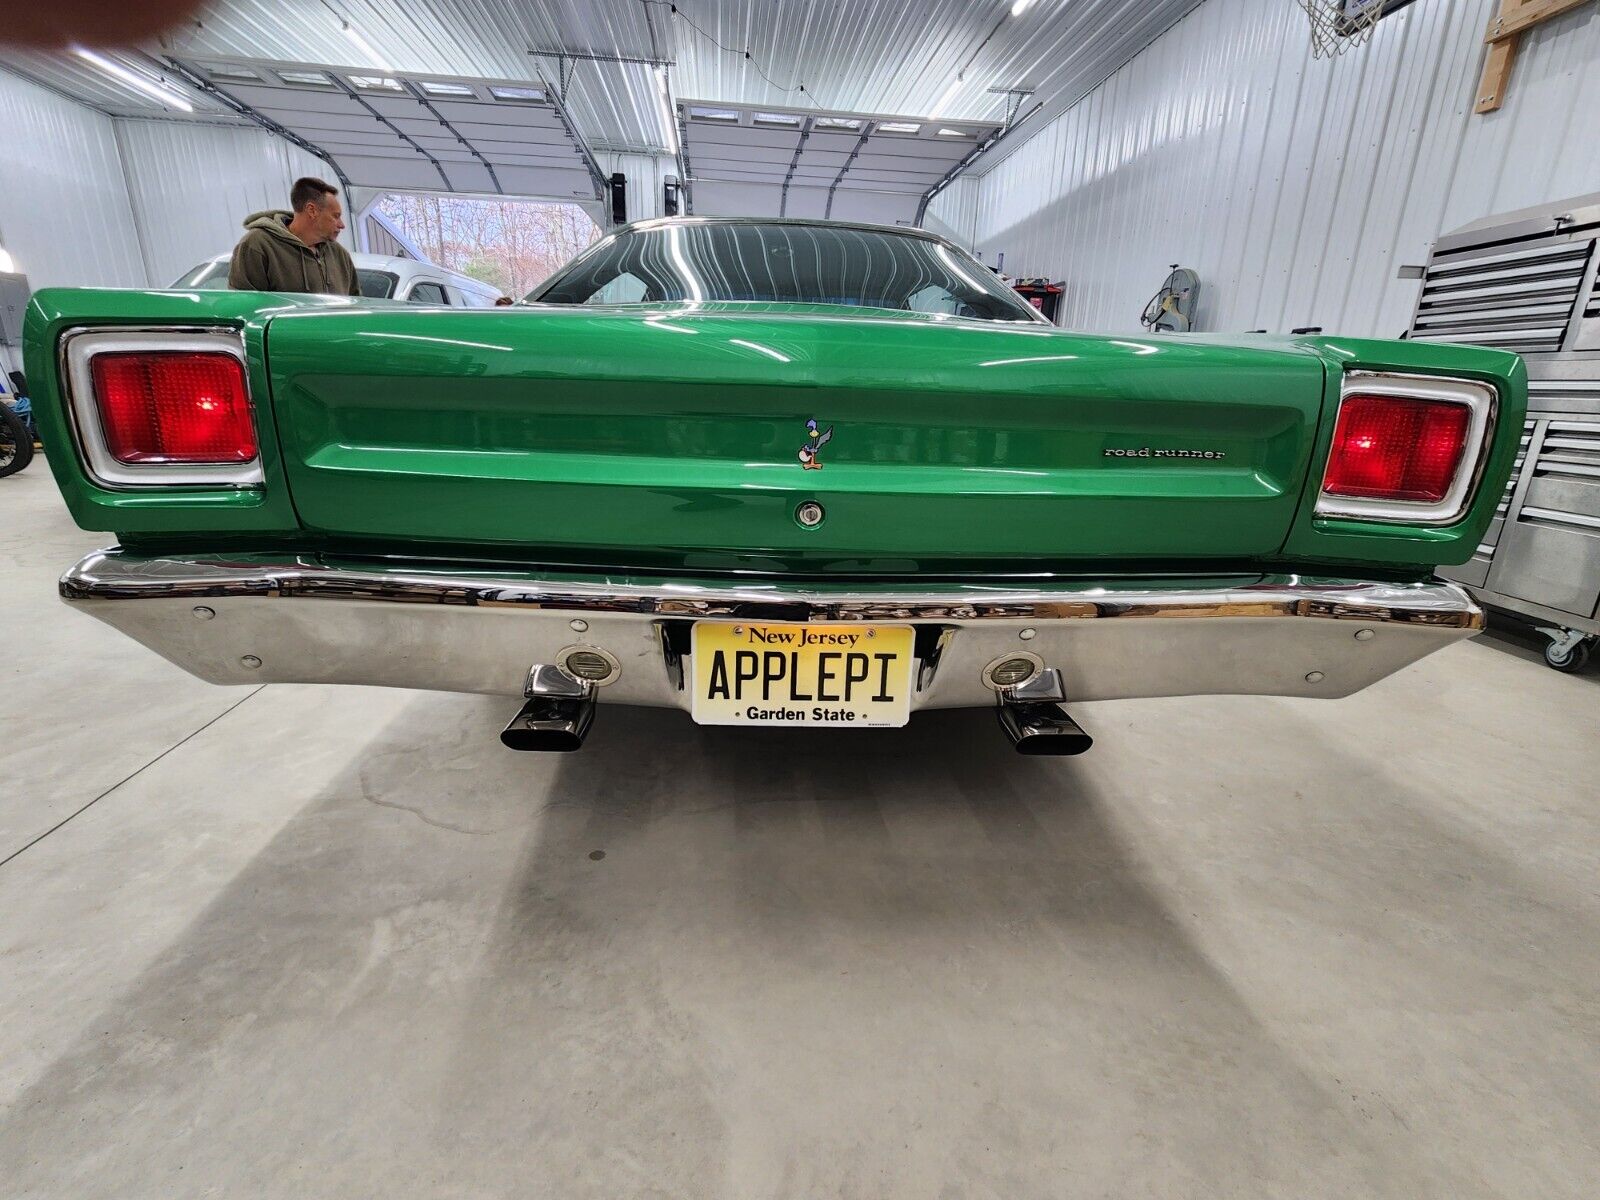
top-left (192, 606), bottom-right (216, 620)
top-left (1305, 670), bottom-right (1325, 684)
top-left (1354, 629), bottom-right (1375, 642)
top-left (240, 655), bottom-right (262, 670)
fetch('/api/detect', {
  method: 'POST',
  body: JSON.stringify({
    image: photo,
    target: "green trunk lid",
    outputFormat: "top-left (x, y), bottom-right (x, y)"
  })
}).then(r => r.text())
top-left (264, 303), bottom-right (1326, 571)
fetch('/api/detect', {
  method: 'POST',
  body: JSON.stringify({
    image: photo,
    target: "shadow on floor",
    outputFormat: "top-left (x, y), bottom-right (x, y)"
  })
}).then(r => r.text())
top-left (0, 697), bottom-right (1435, 1198)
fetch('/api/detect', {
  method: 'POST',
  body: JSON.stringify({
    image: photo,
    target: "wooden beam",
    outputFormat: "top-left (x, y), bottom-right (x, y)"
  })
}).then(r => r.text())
top-left (1486, 0), bottom-right (1593, 41)
top-left (1476, 0), bottom-right (1596, 113)
top-left (1475, 0), bottom-right (1525, 113)
top-left (1476, 26), bottom-right (1521, 112)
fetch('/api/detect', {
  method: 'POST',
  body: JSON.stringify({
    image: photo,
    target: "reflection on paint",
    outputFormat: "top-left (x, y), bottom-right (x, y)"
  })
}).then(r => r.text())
top-left (978, 353), bottom-right (1081, 367)
top-left (729, 337), bottom-right (791, 363)
top-left (666, 223), bottom-right (705, 303)
top-left (360, 332), bottom-right (514, 352)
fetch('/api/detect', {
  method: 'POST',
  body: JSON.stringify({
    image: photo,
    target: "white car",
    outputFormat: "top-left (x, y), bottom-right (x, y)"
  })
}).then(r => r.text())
top-left (172, 251), bottom-right (504, 307)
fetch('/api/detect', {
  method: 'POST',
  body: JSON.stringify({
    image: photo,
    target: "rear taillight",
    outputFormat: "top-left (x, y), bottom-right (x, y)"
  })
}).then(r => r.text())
top-left (1316, 374), bottom-right (1495, 526)
top-left (1323, 393), bottom-right (1470, 503)
top-left (62, 329), bottom-right (262, 488)
top-left (90, 352), bottom-right (256, 464)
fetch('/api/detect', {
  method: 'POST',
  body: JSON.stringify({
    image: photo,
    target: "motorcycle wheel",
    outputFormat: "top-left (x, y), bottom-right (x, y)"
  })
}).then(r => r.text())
top-left (0, 405), bottom-right (33, 478)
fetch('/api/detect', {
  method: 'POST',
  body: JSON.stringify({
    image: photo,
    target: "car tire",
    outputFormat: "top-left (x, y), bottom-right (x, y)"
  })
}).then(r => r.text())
top-left (0, 405), bottom-right (34, 478)
top-left (1544, 636), bottom-right (1592, 673)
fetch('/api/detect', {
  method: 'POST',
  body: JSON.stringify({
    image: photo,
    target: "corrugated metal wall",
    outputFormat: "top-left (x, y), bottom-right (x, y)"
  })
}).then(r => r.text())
top-left (114, 120), bottom-right (328, 287)
top-left (922, 178), bottom-right (980, 251)
top-left (933, 0), bottom-right (1600, 338)
top-left (363, 218), bottom-right (412, 259)
top-left (0, 69), bottom-right (146, 289)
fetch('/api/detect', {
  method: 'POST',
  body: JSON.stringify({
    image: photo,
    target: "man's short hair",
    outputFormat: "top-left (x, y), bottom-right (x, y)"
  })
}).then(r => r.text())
top-left (290, 177), bottom-right (338, 212)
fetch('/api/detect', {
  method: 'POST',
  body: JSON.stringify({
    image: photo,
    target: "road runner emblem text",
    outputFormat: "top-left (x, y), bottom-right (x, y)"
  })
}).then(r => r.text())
top-left (1103, 446), bottom-right (1228, 460)
top-left (798, 418), bottom-right (834, 469)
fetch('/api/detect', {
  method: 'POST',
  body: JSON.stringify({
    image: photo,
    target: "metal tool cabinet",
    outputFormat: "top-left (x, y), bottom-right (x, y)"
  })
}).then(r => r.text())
top-left (1408, 190), bottom-right (1600, 671)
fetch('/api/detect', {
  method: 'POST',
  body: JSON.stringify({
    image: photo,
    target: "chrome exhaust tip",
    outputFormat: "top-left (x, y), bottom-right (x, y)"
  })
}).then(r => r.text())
top-left (501, 665), bottom-right (598, 752)
top-left (500, 695), bottom-right (596, 752)
top-left (996, 702), bottom-right (1094, 756)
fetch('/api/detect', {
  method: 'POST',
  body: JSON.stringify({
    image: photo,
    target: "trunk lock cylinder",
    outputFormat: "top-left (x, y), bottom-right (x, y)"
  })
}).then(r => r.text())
top-left (795, 501), bottom-right (826, 528)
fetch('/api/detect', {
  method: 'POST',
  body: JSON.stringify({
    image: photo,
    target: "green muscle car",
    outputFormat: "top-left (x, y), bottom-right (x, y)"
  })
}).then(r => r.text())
top-left (28, 218), bottom-right (1526, 754)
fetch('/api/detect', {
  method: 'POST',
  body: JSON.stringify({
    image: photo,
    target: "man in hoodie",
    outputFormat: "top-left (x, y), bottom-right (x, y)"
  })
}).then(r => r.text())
top-left (228, 177), bottom-right (359, 296)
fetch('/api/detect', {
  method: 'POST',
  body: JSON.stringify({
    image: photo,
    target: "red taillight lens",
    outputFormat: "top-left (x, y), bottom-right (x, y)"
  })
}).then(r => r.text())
top-left (1323, 393), bottom-right (1471, 504)
top-left (90, 352), bottom-right (256, 464)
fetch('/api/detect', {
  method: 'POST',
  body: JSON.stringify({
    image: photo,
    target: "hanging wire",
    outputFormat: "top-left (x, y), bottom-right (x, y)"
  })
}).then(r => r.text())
top-left (644, 0), bottom-right (822, 107)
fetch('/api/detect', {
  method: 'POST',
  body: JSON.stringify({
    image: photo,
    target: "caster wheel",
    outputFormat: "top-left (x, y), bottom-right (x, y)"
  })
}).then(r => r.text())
top-left (1544, 637), bottom-right (1592, 673)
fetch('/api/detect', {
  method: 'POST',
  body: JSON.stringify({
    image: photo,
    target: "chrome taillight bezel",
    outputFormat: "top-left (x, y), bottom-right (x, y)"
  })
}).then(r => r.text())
top-left (60, 326), bottom-right (263, 489)
top-left (1314, 370), bottom-right (1498, 526)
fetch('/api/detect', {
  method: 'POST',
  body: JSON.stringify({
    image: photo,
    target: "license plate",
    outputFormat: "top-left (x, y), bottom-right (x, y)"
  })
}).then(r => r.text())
top-left (690, 622), bottom-right (915, 728)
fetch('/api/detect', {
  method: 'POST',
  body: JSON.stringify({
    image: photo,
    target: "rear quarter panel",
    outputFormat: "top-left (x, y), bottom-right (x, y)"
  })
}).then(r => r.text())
top-left (24, 288), bottom-right (353, 542)
top-left (1263, 335), bottom-right (1527, 569)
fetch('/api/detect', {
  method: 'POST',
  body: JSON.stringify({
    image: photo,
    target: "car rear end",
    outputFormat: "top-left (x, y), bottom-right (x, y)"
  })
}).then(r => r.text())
top-left (26, 233), bottom-right (1525, 753)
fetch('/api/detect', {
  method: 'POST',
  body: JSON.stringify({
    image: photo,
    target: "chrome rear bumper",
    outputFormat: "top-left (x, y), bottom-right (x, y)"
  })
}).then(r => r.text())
top-left (60, 550), bottom-right (1483, 709)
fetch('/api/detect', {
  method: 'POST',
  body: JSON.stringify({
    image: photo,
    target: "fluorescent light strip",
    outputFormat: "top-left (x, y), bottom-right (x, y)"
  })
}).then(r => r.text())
top-left (654, 67), bottom-right (680, 156)
top-left (342, 21), bottom-right (393, 73)
top-left (72, 48), bottom-right (193, 112)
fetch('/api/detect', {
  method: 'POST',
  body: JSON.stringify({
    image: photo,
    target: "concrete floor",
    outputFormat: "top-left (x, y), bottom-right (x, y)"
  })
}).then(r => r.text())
top-left (2, 466), bottom-right (1597, 1199)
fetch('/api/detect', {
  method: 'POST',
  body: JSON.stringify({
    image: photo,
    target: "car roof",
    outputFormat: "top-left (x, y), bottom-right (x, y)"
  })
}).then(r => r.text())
top-left (612, 215), bottom-right (946, 243)
top-left (202, 250), bottom-right (415, 271)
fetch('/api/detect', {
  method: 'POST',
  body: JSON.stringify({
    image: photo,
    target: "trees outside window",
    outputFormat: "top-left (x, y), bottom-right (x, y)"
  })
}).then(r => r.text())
top-left (378, 195), bottom-right (600, 298)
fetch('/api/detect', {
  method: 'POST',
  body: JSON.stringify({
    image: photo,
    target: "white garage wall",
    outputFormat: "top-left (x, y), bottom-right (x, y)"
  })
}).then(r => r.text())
top-left (933, 0), bottom-right (1600, 337)
top-left (114, 120), bottom-right (330, 287)
top-left (0, 69), bottom-right (146, 289)
top-left (922, 178), bottom-right (980, 252)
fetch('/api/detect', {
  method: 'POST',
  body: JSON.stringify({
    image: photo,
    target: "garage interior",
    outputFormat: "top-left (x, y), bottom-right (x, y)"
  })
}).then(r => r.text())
top-left (2, 1), bottom-right (1599, 1196)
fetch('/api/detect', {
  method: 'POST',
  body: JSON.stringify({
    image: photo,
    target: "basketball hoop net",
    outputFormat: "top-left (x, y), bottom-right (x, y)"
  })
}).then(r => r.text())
top-left (1296, 0), bottom-right (1384, 59)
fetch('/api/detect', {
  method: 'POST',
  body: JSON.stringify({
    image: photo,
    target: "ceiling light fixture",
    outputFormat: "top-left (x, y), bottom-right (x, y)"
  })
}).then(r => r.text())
top-left (0, 246), bottom-right (15, 274)
top-left (654, 67), bottom-right (680, 157)
top-left (927, 75), bottom-right (963, 120)
top-left (1011, 0), bottom-right (1038, 16)
top-left (342, 20), bottom-right (393, 73)
top-left (71, 48), bottom-right (194, 112)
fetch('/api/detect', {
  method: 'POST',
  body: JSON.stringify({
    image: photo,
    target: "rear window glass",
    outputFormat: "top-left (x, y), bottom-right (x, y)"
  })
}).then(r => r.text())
top-left (535, 222), bottom-right (1040, 323)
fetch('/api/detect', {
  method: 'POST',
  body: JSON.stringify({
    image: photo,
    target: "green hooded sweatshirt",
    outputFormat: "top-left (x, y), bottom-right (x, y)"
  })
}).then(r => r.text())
top-left (228, 210), bottom-right (359, 296)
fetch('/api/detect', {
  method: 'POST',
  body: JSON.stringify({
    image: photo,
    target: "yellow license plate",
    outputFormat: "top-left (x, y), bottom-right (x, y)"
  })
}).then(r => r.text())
top-left (690, 622), bottom-right (915, 728)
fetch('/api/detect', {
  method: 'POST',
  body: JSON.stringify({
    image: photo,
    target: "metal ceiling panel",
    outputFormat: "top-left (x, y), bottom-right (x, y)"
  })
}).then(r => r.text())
top-left (1, 0), bottom-right (1201, 171)
top-left (0, 47), bottom-right (230, 118)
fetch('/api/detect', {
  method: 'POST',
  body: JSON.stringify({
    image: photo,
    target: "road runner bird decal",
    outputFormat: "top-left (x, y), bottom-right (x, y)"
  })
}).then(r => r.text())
top-left (799, 418), bottom-right (833, 470)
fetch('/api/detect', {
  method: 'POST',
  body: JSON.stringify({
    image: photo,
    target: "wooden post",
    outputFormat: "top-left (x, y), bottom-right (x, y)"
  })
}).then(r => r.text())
top-left (1477, 0), bottom-right (1529, 114)
top-left (1476, 0), bottom-right (1595, 114)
